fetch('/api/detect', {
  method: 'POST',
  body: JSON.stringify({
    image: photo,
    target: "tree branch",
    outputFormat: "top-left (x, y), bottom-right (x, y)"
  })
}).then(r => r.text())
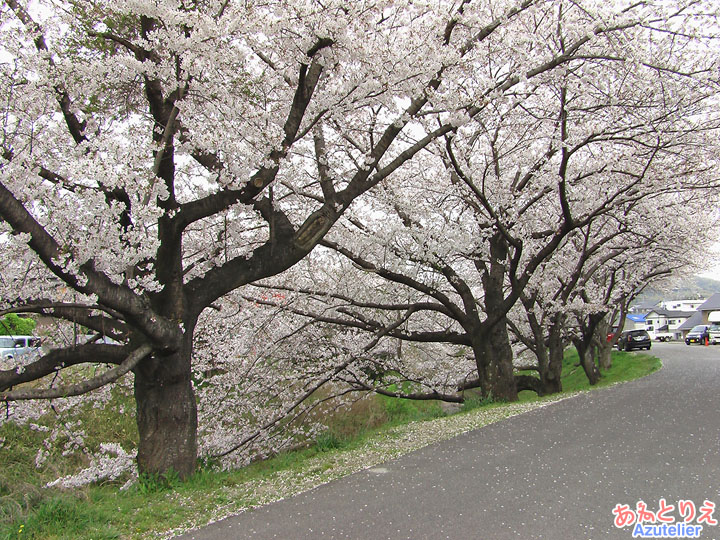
top-left (320, 239), bottom-right (469, 326)
top-left (5, 0), bottom-right (87, 143)
top-left (177, 39), bottom-right (334, 228)
top-left (1, 302), bottom-right (128, 340)
top-left (0, 180), bottom-right (180, 346)
top-left (0, 344), bottom-right (151, 401)
top-left (0, 343), bottom-right (138, 391)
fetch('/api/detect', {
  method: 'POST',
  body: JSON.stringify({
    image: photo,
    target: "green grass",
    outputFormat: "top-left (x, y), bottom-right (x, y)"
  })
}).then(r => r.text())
top-left (0, 348), bottom-right (661, 540)
top-left (557, 347), bottom-right (657, 391)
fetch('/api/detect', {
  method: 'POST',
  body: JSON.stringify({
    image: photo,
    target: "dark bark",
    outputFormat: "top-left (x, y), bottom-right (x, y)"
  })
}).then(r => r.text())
top-left (1, 1), bottom-right (645, 477)
top-left (472, 317), bottom-right (518, 402)
top-left (576, 343), bottom-right (601, 385)
top-left (472, 234), bottom-right (518, 401)
top-left (0, 343), bottom-right (133, 391)
top-left (133, 331), bottom-right (197, 479)
top-left (572, 311), bottom-right (605, 386)
top-left (542, 318), bottom-right (565, 394)
top-left (519, 296), bottom-right (564, 396)
top-left (2, 345), bottom-right (150, 401)
top-left (2, 301), bottom-right (128, 340)
top-left (595, 314), bottom-right (614, 371)
top-left (514, 374), bottom-right (544, 395)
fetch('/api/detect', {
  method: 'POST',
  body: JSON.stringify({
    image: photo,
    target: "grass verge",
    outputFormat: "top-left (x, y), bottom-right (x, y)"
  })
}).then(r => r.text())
top-left (517, 347), bottom-right (661, 400)
top-left (0, 349), bottom-right (660, 540)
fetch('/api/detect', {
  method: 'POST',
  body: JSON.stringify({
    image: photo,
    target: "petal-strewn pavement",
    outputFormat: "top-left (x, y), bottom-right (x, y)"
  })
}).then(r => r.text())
top-left (176, 343), bottom-right (720, 539)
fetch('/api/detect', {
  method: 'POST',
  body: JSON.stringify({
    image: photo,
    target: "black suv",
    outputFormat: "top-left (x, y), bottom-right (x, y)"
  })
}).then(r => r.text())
top-left (685, 325), bottom-right (710, 345)
top-left (616, 330), bottom-right (652, 351)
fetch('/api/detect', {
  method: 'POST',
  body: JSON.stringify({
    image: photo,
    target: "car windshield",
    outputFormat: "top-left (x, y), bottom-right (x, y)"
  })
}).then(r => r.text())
top-left (628, 330), bottom-right (648, 337)
top-left (710, 325), bottom-right (720, 332)
top-left (0, 337), bottom-right (15, 348)
top-left (690, 326), bottom-right (707, 332)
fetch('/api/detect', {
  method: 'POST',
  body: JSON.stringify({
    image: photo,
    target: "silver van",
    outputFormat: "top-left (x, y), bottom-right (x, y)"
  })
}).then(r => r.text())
top-left (0, 335), bottom-right (42, 360)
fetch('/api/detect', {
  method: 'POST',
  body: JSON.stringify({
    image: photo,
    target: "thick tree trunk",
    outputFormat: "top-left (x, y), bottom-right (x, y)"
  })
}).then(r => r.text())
top-left (543, 319), bottom-right (564, 394)
top-left (134, 332), bottom-right (197, 479)
top-left (574, 339), bottom-right (601, 385)
top-left (472, 233), bottom-right (518, 402)
top-left (520, 297), bottom-right (550, 397)
top-left (519, 298), bottom-right (563, 396)
top-left (573, 311), bottom-right (606, 386)
top-left (472, 317), bottom-right (518, 402)
top-left (520, 322), bottom-right (563, 396)
top-left (595, 314), bottom-right (613, 370)
top-left (596, 337), bottom-right (613, 371)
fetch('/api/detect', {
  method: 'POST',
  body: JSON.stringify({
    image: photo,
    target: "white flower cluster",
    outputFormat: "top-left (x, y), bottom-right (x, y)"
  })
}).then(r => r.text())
top-left (46, 443), bottom-right (137, 489)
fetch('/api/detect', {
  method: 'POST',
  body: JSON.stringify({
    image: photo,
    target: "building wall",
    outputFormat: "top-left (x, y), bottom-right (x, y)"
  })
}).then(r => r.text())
top-left (644, 312), bottom-right (688, 340)
top-left (660, 299), bottom-right (706, 311)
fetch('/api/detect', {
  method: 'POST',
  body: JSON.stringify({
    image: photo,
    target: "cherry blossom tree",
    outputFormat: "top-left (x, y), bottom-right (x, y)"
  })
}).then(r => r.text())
top-left (251, 0), bottom-right (720, 401)
top-left (513, 195), bottom-right (715, 391)
top-left (0, 0), bottom-right (614, 477)
top-left (572, 202), bottom-right (714, 381)
top-left (1, 0), bottom-right (718, 480)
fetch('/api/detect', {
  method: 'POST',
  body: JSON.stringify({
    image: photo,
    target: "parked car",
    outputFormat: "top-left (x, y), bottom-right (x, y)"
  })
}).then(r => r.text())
top-left (707, 325), bottom-right (720, 345)
top-left (654, 331), bottom-right (675, 342)
top-left (0, 335), bottom-right (42, 360)
top-left (616, 330), bottom-right (652, 351)
top-left (685, 325), bottom-right (710, 345)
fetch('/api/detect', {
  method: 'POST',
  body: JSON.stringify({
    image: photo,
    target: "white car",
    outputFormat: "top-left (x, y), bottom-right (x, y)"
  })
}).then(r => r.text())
top-left (708, 325), bottom-right (720, 345)
top-left (0, 335), bottom-right (42, 360)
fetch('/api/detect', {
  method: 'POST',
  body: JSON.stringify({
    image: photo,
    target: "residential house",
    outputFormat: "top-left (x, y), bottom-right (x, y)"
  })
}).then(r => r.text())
top-left (677, 311), bottom-right (705, 338)
top-left (676, 293), bottom-right (720, 338)
top-left (696, 292), bottom-right (720, 325)
top-left (643, 308), bottom-right (695, 340)
top-left (658, 298), bottom-right (707, 312)
top-left (625, 313), bottom-right (648, 331)
top-left (628, 301), bottom-right (659, 314)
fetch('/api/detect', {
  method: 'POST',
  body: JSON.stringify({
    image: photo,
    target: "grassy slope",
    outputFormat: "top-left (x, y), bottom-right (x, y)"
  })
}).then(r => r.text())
top-left (519, 348), bottom-right (661, 399)
top-left (0, 349), bottom-right (661, 540)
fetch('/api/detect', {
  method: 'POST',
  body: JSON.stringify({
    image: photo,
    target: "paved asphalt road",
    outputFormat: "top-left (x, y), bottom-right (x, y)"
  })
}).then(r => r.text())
top-left (176, 343), bottom-right (720, 540)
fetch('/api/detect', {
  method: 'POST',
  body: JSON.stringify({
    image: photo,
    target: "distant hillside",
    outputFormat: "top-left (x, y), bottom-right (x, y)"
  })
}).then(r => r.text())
top-left (633, 276), bottom-right (720, 307)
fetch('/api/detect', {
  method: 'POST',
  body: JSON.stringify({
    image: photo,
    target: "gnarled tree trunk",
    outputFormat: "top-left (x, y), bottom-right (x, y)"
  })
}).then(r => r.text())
top-left (572, 335), bottom-right (600, 386)
top-left (472, 316), bottom-right (518, 402)
top-left (471, 234), bottom-right (518, 401)
top-left (133, 330), bottom-right (197, 479)
top-left (595, 316), bottom-right (614, 371)
top-left (543, 318), bottom-right (565, 394)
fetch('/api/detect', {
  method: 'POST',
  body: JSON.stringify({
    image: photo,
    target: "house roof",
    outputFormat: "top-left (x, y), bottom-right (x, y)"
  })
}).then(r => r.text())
top-left (629, 301), bottom-right (660, 313)
top-left (699, 293), bottom-right (720, 311)
top-left (678, 311), bottom-right (704, 331)
top-left (645, 308), bottom-right (695, 318)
